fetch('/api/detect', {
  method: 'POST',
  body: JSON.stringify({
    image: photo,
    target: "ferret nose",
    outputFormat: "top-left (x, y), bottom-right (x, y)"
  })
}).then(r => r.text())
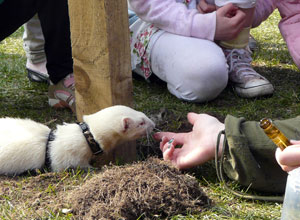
top-left (151, 121), bottom-right (155, 129)
top-left (146, 121), bottom-right (155, 133)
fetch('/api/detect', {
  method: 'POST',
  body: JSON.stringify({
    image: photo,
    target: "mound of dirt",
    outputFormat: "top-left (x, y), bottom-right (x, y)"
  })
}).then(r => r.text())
top-left (68, 157), bottom-right (211, 219)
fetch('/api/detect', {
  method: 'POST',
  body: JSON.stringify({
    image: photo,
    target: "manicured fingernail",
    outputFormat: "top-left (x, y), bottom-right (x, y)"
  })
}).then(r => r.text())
top-left (167, 138), bottom-right (174, 149)
top-left (168, 138), bottom-right (174, 144)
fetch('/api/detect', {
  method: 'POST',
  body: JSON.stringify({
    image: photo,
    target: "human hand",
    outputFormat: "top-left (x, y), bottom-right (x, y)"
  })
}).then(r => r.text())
top-left (153, 113), bottom-right (225, 169)
top-left (197, 0), bottom-right (216, 14)
top-left (214, 3), bottom-right (246, 41)
top-left (275, 140), bottom-right (300, 172)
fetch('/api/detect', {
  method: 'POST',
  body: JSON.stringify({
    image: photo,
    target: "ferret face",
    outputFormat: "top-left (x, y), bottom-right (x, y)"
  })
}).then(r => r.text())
top-left (121, 113), bottom-right (155, 141)
top-left (83, 105), bottom-right (155, 150)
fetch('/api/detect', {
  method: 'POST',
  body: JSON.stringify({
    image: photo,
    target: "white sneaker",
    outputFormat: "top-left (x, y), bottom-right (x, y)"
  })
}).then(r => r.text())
top-left (225, 48), bottom-right (274, 98)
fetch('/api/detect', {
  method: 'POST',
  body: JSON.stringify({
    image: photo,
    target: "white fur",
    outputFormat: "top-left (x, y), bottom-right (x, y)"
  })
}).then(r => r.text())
top-left (0, 105), bottom-right (155, 175)
top-left (0, 118), bottom-right (50, 175)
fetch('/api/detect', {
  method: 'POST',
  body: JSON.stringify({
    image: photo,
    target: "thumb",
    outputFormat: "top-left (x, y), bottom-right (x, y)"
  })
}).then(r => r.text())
top-left (290, 140), bottom-right (300, 145)
top-left (187, 112), bottom-right (199, 125)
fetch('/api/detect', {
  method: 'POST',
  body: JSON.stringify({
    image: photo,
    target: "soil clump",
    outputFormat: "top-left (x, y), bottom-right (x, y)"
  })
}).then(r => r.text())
top-left (68, 157), bottom-right (211, 219)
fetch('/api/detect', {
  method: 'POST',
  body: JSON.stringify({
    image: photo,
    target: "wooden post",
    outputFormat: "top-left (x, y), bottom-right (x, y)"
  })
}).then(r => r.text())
top-left (68, 0), bottom-right (136, 165)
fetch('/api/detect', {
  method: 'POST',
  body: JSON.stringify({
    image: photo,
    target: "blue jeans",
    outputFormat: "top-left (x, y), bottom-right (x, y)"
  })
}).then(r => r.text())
top-left (128, 10), bottom-right (138, 25)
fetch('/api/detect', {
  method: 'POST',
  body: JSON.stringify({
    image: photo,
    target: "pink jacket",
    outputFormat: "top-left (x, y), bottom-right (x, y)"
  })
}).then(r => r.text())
top-left (129, 0), bottom-right (300, 69)
top-left (254, 0), bottom-right (300, 69)
top-left (128, 0), bottom-right (216, 41)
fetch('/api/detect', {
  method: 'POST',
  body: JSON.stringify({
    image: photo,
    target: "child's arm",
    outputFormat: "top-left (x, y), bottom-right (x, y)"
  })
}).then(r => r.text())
top-left (128, 0), bottom-right (216, 40)
top-left (129, 0), bottom-right (246, 41)
top-left (276, 140), bottom-right (300, 172)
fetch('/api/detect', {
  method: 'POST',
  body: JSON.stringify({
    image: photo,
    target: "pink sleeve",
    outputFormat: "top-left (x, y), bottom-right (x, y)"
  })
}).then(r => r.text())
top-left (128, 0), bottom-right (216, 41)
top-left (252, 0), bottom-right (276, 28)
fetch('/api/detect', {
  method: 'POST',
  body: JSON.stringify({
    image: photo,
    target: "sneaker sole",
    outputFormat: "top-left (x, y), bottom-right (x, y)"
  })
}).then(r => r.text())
top-left (234, 83), bottom-right (274, 98)
top-left (49, 98), bottom-right (75, 112)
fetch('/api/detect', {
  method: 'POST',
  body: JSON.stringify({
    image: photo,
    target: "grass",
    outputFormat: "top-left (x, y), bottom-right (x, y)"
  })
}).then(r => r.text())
top-left (0, 10), bottom-right (299, 219)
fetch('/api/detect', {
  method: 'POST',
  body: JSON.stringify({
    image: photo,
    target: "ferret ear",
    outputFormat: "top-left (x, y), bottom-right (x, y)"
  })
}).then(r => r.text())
top-left (122, 117), bottom-right (134, 132)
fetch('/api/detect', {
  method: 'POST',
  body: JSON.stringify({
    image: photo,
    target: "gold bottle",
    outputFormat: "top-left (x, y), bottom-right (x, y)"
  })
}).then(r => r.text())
top-left (259, 118), bottom-right (291, 151)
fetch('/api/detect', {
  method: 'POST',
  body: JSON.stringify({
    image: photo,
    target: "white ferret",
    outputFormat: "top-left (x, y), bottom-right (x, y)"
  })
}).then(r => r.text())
top-left (0, 105), bottom-right (155, 175)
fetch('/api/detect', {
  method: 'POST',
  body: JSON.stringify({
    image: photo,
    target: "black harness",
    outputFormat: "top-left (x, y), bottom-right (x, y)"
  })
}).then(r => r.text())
top-left (44, 122), bottom-right (103, 170)
top-left (44, 129), bottom-right (55, 169)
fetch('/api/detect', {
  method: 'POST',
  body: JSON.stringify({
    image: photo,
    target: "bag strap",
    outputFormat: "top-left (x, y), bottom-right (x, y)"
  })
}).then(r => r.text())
top-left (215, 130), bottom-right (284, 202)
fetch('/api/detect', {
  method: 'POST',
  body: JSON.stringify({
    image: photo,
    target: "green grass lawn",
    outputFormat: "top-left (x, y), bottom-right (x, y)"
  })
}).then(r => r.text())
top-left (0, 10), bottom-right (299, 219)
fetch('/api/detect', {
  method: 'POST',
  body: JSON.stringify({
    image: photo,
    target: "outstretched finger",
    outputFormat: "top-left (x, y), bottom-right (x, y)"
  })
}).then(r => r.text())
top-left (153, 132), bottom-right (176, 141)
top-left (154, 132), bottom-right (188, 145)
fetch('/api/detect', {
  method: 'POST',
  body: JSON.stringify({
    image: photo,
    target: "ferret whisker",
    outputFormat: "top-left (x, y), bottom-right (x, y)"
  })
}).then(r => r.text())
top-left (145, 131), bottom-right (152, 146)
top-left (146, 132), bottom-right (151, 146)
top-left (142, 130), bottom-right (156, 147)
top-left (153, 127), bottom-right (162, 132)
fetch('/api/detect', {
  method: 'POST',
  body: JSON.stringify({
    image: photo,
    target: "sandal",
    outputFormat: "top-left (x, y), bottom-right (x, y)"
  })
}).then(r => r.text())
top-left (48, 73), bottom-right (76, 113)
top-left (27, 68), bottom-right (49, 83)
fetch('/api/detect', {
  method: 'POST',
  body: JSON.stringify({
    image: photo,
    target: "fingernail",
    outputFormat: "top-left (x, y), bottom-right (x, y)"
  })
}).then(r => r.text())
top-left (168, 138), bottom-right (174, 149)
top-left (168, 138), bottom-right (174, 144)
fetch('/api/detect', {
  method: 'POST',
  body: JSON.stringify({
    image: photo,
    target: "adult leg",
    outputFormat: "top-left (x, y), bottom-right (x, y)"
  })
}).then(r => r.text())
top-left (0, 0), bottom-right (75, 112)
top-left (36, 0), bottom-right (73, 84)
top-left (23, 14), bottom-right (48, 83)
top-left (36, 0), bottom-right (75, 112)
top-left (0, 0), bottom-right (36, 41)
top-left (150, 32), bottom-right (228, 102)
top-left (0, 0), bottom-right (72, 84)
top-left (23, 14), bottom-right (46, 64)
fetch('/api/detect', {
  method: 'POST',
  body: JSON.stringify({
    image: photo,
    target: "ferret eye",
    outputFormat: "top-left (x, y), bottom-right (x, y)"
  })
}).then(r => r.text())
top-left (139, 120), bottom-right (145, 126)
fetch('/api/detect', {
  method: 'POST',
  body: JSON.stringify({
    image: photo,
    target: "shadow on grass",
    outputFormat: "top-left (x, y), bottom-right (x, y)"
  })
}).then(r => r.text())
top-left (134, 64), bottom-right (300, 122)
top-left (258, 42), bottom-right (294, 63)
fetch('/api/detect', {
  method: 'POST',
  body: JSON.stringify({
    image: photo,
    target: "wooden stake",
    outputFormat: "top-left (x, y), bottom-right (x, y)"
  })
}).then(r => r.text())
top-left (68, 0), bottom-right (136, 165)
